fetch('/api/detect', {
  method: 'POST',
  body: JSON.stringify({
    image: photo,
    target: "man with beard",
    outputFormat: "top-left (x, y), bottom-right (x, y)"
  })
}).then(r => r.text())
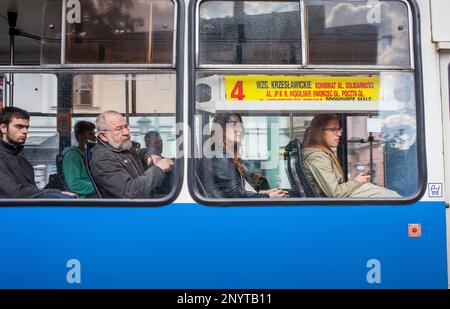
top-left (90, 111), bottom-right (173, 198)
top-left (0, 107), bottom-right (76, 198)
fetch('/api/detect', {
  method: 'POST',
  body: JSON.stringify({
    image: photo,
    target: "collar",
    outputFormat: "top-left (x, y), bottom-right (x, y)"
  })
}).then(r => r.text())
top-left (0, 139), bottom-right (24, 155)
top-left (96, 137), bottom-right (129, 153)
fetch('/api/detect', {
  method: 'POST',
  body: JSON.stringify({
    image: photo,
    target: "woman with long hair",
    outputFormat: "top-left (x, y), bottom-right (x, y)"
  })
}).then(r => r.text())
top-left (302, 114), bottom-right (400, 198)
top-left (203, 113), bottom-right (287, 198)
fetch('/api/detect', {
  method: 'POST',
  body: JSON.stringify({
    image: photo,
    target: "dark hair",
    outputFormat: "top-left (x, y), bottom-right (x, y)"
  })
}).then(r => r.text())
top-left (211, 113), bottom-right (246, 174)
top-left (74, 121), bottom-right (95, 139)
top-left (144, 130), bottom-right (161, 146)
top-left (0, 107), bottom-right (30, 127)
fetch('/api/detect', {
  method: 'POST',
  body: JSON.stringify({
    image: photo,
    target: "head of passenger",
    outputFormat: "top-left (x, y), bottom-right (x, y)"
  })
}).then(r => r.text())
top-left (96, 111), bottom-right (132, 150)
top-left (74, 121), bottom-right (96, 149)
top-left (303, 113), bottom-right (343, 175)
top-left (144, 131), bottom-right (163, 156)
top-left (303, 114), bottom-right (342, 150)
top-left (0, 107), bottom-right (30, 146)
top-left (211, 113), bottom-right (244, 155)
top-left (211, 113), bottom-right (246, 173)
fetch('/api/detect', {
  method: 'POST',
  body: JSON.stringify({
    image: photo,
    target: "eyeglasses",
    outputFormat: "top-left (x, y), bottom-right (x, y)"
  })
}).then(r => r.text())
top-left (322, 127), bottom-right (343, 134)
top-left (101, 124), bottom-right (129, 133)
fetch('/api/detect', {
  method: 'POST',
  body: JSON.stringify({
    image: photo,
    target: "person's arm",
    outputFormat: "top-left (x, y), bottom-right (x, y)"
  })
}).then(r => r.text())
top-left (212, 159), bottom-right (268, 198)
top-left (304, 152), bottom-right (362, 198)
top-left (62, 150), bottom-right (95, 195)
top-left (90, 154), bottom-right (166, 198)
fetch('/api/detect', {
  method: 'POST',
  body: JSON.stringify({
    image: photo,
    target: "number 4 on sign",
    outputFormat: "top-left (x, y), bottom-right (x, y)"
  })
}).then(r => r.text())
top-left (231, 81), bottom-right (245, 100)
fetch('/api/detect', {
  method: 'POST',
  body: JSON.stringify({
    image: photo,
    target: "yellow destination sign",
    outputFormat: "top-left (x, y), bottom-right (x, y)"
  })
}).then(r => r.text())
top-left (224, 76), bottom-right (380, 101)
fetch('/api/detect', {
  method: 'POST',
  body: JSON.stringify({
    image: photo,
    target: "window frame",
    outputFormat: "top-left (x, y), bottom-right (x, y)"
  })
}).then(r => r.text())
top-left (188, 0), bottom-right (427, 206)
top-left (0, 0), bottom-right (185, 207)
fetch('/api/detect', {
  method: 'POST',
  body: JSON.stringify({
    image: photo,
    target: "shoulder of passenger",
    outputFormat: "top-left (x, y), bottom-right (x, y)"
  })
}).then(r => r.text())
top-left (62, 147), bottom-right (79, 157)
top-left (91, 148), bottom-right (118, 162)
top-left (303, 150), bottom-right (331, 162)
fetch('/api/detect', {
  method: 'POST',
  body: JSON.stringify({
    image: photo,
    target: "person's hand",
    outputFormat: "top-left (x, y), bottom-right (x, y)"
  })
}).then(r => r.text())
top-left (266, 188), bottom-right (289, 198)
top-left (61, 191), bottom-right (78, 197)
top-left (155, 158), bottom-right (174, 172)
top-left (147, 155), bottom-right (162, 166)
top-left (355, 173), bottom-right (371, 184)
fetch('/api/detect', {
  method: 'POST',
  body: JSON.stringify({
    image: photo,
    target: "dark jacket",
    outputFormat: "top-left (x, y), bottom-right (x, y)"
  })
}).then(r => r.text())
top-left (199, 152), bottom-right (268, 198)
top-left (89, 138), bottom-right (166, 198)
top-left (0, 140), bottom-right (63, 198)
top-left (138, 147), bottom-right (163, 170)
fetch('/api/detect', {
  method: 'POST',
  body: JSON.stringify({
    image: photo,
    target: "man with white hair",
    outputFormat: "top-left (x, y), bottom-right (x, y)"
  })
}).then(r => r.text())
top-left (90, 111), bottom-right (173, 198)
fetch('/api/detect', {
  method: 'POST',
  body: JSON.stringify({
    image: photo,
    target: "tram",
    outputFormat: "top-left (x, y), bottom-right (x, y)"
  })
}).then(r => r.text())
top-left (0, 0), bottom-right (448, 288)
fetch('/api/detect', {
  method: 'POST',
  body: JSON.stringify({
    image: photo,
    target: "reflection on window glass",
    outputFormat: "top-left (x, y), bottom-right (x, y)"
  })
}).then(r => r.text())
top-left (72, 74), bottom-right (176, 114)
top-left (73, 75), bottom-right (94, 106)
top-left (23, 116), bottom-right (59, 189)
top-left (199, 0), bottom-right (301, 64)
top-left (1, 73), bottom-right (177, 200)
top-left (346, 116), bottom-right (385, 186)
top-left (0, 0), bottom-right (57, 65)
top-left (0, 0), bottom-right (175, 65)
top-left (10, 74), bottom-right (58, 113)
top-left (193, 72), bottom-right (418, 200)
top-left (41, 0), bottom-right (63, 65)
top-left (135, 74), bottom-right (176, 113)
top-left (65, 0), bottom-right (175, 64)
top-left (346, 114), bottom-right (418, 196)
top-left (306, 0), bottom-right (410, 66)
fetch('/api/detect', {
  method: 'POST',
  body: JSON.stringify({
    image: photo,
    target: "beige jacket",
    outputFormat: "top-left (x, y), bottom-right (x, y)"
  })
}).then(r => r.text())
top-left (302, 147), bottom-right (400, 198)
top-left (302, 147), bottom-right (361, 197)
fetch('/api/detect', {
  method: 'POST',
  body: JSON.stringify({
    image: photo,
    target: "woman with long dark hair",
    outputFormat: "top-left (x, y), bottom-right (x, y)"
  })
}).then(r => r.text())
top-left (203, 113), bottom-right (287, 198)
top-left (302, 114), bottom-right (400, 198)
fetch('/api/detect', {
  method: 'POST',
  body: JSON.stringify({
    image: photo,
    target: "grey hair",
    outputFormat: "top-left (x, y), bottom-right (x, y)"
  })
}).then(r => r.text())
top-left (96, 110), bottom-right (123, 131)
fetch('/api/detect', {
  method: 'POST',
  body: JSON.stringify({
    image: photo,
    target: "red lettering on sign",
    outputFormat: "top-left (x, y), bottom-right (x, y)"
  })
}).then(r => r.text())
top-left (230, 81), bottom-right (245, 100)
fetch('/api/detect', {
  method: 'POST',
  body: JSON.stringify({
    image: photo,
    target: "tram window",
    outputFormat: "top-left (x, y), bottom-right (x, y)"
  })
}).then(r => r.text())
top-left (0, 0), bottom-right (64, 65)
top-left (192, 72), bottom-right (419, 202)
top-left (0, 0), bottom-right (175, 66)
top-left (306, 0), bottom-right (411, 67)
top-left (65, 0), bottom-right (175, 64)
top-left (1, 0), bottom-right (180, 203)
top-left (1, 72), bottom-right (177, 201)
top-left (199, 0), bottom-right (302, 65)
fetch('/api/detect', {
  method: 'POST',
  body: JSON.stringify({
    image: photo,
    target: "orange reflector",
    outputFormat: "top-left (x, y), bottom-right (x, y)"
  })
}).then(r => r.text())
top-left (408, 224), bottom-right (422, 238)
